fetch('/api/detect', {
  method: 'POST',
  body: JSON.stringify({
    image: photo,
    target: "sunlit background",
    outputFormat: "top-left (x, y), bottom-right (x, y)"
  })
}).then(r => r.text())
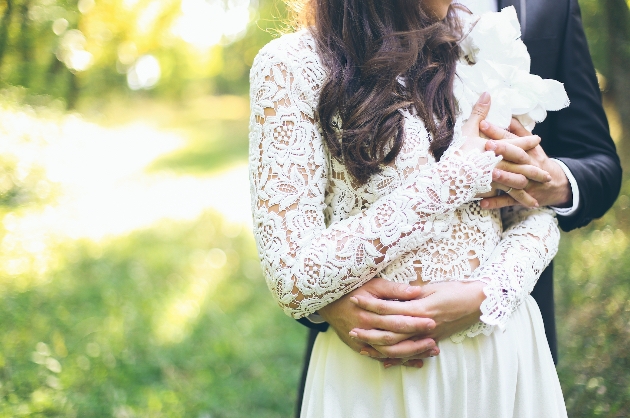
top-left (0, 0), bottom-right (628, 416)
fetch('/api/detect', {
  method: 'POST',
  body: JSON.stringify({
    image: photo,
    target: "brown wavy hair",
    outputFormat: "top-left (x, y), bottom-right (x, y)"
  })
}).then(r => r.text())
top-left (287, 0), bottom-right (465, 184)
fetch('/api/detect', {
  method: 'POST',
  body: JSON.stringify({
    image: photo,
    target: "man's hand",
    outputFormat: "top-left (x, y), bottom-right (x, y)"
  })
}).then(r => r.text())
top-left (318, 278), bottom-right (438, 368)
top-left (459, 93), bottom-right (551, 208)
top-left (348, 281), bottom-right (486, 349)
top-left (480, 118), bottom-right (572, 210)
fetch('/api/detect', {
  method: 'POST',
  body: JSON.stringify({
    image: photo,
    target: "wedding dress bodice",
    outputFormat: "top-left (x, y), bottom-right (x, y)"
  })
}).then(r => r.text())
top-left (249, 7), bottom-right (562, 338)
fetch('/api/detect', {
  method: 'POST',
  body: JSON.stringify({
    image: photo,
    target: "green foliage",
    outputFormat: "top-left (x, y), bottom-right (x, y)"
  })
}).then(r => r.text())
top-left (0, 0), bottom-right (287, 107)
top-left (579, 0), bottom-right (610, 79)
top-left (555, 180), bottom-right (630, 417)
top-left (0, 212), bottom-right (306, 417)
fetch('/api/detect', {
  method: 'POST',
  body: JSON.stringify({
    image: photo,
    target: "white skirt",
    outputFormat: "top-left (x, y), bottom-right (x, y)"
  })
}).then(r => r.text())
top-left (301, 296), bottom-right (567, 418)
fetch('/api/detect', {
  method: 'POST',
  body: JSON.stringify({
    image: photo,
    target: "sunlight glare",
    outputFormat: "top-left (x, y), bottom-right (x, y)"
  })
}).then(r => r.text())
top-left (127, 55), bottom-right (161, 90)
top-left (57, 30), bottom-right (93, 72)
top-left (136, 0), bottom-right (164, 34)
top-left (52, 18), bottom-right (69, 36)
top-left (0, 105), bottom-right (252, 282)
top-left (172, 0), bottom-right (251, 50)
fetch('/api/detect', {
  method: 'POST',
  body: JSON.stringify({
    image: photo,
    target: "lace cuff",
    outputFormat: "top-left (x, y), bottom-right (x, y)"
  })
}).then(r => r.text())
top-left (452, 207), bottom-right (560, 341)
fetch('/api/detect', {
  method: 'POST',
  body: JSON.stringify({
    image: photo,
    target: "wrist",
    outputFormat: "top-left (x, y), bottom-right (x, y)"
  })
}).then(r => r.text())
top-left (467, 281), bottom-right (487, 318)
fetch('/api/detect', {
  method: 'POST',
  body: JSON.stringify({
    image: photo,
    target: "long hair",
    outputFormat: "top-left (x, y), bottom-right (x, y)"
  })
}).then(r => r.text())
top-left (287, 0), bottom-right (464, 184)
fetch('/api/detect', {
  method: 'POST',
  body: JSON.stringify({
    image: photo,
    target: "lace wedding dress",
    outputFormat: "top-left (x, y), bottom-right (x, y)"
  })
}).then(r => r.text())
top-left (249, 7), bottom-right (567, 418)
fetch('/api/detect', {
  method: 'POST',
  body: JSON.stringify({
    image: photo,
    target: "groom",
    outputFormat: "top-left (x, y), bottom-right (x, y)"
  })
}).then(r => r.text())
top-left (295, 0), bottom-right (622, 413)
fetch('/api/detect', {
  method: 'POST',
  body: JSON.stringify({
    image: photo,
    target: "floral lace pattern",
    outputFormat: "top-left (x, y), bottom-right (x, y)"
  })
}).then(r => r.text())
top-left (249, 32), bottom-right (499, 319)
top-left (249, 8), bottom-right (562, 339)
top-left (451, 206), bottom-right (559, 341)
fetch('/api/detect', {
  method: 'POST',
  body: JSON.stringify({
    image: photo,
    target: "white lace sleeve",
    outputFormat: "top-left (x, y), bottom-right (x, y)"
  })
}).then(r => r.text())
top-left (459, 206), bottom-right (560, 338)
top-left (249, 43), bottom-right (500, 319)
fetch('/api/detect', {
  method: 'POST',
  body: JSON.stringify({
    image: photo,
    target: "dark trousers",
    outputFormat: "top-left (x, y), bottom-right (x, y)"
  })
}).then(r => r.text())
top-left (294, 264), bottom-right (556, 417)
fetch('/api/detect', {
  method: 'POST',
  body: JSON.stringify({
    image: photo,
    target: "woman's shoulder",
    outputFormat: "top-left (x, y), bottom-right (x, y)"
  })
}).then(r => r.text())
top-left (251, 30), bottom-right (319, 74)
top-left (250, 30), bottom-right (326, 98)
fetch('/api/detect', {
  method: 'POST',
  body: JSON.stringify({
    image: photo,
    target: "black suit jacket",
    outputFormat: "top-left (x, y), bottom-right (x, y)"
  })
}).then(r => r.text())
top-left (499, 0), bottom-right (622, 361)
top-left (297, 0), bottom-right (622, 366)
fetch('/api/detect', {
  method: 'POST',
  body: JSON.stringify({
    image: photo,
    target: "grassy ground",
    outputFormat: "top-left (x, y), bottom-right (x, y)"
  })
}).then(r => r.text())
top-left (0, 92), bottom-right (629, 417)
top-left (0, 213), bottom-right (306, 418)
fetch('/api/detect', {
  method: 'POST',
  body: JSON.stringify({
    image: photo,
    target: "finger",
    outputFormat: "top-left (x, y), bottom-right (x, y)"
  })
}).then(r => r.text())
top-left (487, 141), bottom-right (532, 165)
top-left (351, 295), bottom-right (419, 317)
top-left (462, 92), bottom-right (491, 137)
top-left (402, 359), bottom-right (425, 368)
top-left (381, 359), bottom-right (405, 368)
top-left (358, 346), bottom-right (433, 366)
top-left (479, 120), bottom-right (518, 140)
top-left (350, 328), bottom-right (413, 346)
top-left (469, 92), bottom-right (491, 123)
top-left (509, 117), bottom-right (532, 136)
top-left (359, 345), bottom-right (386, 359)
top-left (494, 161), bottom-right (550, 184)
top-left (373, 338), bottom-right (437, 358)
top-left (492, 169), bottom-right (528, 190)
top-left (507, 188), bottom-right (539, 208)
top-left (368, 279), bottom-right (423, 301)
top-left (501, 135), bottom-right (541, 152)
top-left (366, 313), bottom-right (436, 334)
top-left (403, 345), bottom-right (441, 362)
top-left (480, 194), bottom-right (518, 210)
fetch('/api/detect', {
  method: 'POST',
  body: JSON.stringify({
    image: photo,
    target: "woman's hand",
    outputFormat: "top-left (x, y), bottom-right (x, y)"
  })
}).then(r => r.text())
top-left (459, 92), bottom-right (492, 153)
top-left (318, 279), bottom-right (438, 369)
top-left (347, 281), bottom-right (488, 364)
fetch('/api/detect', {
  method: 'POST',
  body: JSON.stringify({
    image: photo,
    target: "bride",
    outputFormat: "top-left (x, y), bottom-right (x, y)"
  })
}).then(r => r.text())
top-left (249, 0), bottom-right (568, 416)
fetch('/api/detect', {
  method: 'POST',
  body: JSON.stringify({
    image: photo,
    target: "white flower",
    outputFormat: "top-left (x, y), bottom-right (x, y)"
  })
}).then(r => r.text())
top-left (455, 6), bottom-right (569, 131)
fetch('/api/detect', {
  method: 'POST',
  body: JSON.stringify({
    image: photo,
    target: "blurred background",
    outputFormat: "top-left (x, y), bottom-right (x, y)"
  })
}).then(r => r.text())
top-left (0, 0), bottom-right (627, 416)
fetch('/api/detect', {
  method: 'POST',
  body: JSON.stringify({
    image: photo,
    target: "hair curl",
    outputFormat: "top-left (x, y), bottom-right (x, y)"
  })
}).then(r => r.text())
top-left (286, 0), bottom-right (464, 184)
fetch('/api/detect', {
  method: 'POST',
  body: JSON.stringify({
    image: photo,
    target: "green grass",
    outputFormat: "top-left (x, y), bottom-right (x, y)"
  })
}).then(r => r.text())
top-left (555, 182), bottom-right (630, 417)
top-left (0, 213), bottom-right (306, 417)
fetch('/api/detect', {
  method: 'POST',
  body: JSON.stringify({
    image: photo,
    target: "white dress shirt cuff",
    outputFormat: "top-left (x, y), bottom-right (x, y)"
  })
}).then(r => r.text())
top-left (307, 313), bottom-right (326, 324)
top-left (549, 158), bottom-right (580, 217)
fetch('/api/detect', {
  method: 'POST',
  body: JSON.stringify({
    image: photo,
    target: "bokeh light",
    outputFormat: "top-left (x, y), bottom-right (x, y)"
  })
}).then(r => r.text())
top-left (171, 0), bottom-right (252, 50)
top-left (127, 54), bottom-right (162, 90)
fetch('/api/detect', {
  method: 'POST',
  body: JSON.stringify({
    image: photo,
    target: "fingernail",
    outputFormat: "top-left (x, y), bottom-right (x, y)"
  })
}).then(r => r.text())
top-left (384, 362), bottom-right (393, 369)
top-left (480, 120), bottom-right (489, 130)
top-left (493, 169), bottom-right (501, 179)
top-left (486, 140), bottom-right (496, 150)
top-left (430, 349), bottom-right (439, 356)
top-left (480, 200), bottom-right (489, 209)
top-left (349, 331), bottom-right (358, 338)
top-left (479, 92), bottom-right (490, 104)
top-left (360, 350), bottom-right (370, 356)
top-left (349, 296), bottom-right (358, 305)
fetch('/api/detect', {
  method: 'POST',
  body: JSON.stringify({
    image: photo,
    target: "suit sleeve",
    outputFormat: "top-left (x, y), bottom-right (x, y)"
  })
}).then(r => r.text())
top-left (546, 0), bottom-right (622, 231)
